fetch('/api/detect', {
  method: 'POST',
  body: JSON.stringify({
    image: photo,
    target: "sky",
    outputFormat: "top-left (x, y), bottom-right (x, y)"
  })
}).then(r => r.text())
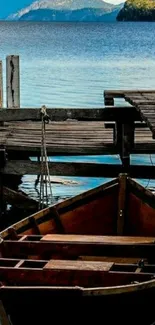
top-left (0, 0), bottom-right (124, 19)
top-left (0, 0), bottom-right (32, 18)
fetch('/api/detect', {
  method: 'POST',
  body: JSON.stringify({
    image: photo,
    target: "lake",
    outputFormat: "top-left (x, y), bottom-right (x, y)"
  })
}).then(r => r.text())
top-left (0, 21), bottom-right (155, 204)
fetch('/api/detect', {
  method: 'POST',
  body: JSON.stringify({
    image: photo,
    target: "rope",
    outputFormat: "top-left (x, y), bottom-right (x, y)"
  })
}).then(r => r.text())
top-left (39, 105), bottom-right (53, 209)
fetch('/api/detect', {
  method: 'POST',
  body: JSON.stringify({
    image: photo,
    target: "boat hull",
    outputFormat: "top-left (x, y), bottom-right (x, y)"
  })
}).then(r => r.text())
top-left (1, 285), bottom-right (155, 325)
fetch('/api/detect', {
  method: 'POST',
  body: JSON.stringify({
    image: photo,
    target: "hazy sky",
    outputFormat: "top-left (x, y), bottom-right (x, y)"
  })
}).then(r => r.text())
top-left (0, 0), bottom-right (124, 18)
top-left (0, 0), bottom-right (32, 18)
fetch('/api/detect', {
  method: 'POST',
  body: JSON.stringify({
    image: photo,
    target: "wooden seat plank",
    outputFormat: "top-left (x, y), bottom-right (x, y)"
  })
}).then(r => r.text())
top-left (78, 256), bottom-right (143, 264)
top-left (41, 234), bottom-right (155, 245)
top-left (44, 259), bottom-right (113, 271)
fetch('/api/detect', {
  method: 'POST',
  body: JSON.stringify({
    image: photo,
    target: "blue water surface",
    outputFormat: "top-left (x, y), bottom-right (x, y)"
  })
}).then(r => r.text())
top-left (0, 21), bottom-right (155, 201)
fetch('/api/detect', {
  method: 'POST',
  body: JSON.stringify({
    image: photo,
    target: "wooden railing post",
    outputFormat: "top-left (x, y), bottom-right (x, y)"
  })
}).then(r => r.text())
top-left (0, 61), bottom-right (3, 108)
top-left (6, 55), bottom-right (20, 108)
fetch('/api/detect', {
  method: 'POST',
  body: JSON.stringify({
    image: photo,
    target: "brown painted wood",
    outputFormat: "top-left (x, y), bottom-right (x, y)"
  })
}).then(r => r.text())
top-left (59, 188), bottom-right (118, 235)
top-left (0, 265), bottom-right (152, 287)
top-left (7, 228), bottom-right (18, 240)
top-left (2, 239), bottom-right (155, 260)
top-left (0, 178), bottom-right (118, 239)
top-left (50, 207), bottom-right (65, 234)
top-left (78, 256), bottom-right (143, 264)
top-left (117, 174), bottom-right (127, 235)
top-left (127, 193), bottom-right (155, 237)
top-left (44, 259), bottom-right (113, 271)
top-left (28, 217), bottom-right (40, 235)
top-left (41, 234), bottom-right (155, 244)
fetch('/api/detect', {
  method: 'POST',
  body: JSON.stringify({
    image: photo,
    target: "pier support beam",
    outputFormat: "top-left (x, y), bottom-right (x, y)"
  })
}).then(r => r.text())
top-left (115, 122), bottom-right (134, 170)
top-left (6, 55), bottom-right (20, 108)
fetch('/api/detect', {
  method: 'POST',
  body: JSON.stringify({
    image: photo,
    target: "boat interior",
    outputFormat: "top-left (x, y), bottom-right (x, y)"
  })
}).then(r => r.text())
top-left (0, 174), bottom-right (155, 289)
top-left (0, 234), bottom-right (155, 288)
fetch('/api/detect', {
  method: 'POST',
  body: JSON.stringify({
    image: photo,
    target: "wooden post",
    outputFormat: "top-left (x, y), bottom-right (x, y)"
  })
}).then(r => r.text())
top-left (104, 95), bottom-right (114, 106)
top-left (121, 122), bottom-right (134, 169)
top-left (115, 122), bottom-right (134, 170)
top-left (117, 173), bottom-right (127, 235)
top-left (6, 55), bottom-right (20, 108)
top-left (0, 148), bottom-right (6, 220)
top-left (0, 61), bottom-right (3, 108)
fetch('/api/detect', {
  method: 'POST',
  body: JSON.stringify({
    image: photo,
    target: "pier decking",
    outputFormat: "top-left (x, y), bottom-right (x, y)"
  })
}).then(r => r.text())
top-left (0, 120), bottom-right (154, 156)
top-left (0, 84), bottom-right (155, 179)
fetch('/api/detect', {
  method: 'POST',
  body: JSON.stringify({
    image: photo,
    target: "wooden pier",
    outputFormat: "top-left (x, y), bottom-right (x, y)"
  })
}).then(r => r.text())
top-left (0, 56), bottom-right (155, 181)
top-left (0, 95), bottom-right (155, 179)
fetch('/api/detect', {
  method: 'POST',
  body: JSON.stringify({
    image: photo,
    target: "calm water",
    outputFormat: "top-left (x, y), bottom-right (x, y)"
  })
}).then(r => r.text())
top-left (1, 21), bottom-right (155, 203)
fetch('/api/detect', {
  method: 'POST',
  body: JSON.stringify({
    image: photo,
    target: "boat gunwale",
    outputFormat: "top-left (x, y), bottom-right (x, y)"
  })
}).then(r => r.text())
top-left (1, 277), bottom-right (155, 296)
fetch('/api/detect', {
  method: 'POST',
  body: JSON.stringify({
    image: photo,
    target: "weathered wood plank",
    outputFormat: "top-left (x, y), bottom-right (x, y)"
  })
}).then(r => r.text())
top-left (2, 144), bottom-right (117, 155)
top-left (125, 98), bottom-right (155, 106)
top-left (123, 93), bottom-right (155, 138)
top-left (6, 55), bottom-right (20, 109)
top-left (105, 122), bottom-right (147, 129)
top-left (41, 234), bottom-right (155, 244)
top-left (1, 142), bottom-right (155, 155)
top-left (44, 259), bottom-right (113, 271)
top-left (104, 90), bottom-right (155, 98)
top-left (4, 137), bottom-right (112, 144)
top-left (0, 106), bottom-right (140, 122)
top-left (104, 90), bottom-right (155, 106)
top-left (3, 186), bottom-right (39, 210)
top-left (3, 161), bottom-right (155, 179)
top-left (133, 143), bottom-right (155, 153)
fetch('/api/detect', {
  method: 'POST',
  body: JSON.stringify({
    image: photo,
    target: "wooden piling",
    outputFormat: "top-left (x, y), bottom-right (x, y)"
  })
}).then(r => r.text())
top-left (6, 55), bottom-right (20, 108)
top-left (0, 61), bottom-right (3, 108)
top-left (121, 122), bottom-right (134, 169)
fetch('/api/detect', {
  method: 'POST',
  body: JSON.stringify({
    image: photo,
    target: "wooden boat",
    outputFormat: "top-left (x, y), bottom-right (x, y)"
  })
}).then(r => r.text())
top-left (1, 174), bottom-right (155, 324)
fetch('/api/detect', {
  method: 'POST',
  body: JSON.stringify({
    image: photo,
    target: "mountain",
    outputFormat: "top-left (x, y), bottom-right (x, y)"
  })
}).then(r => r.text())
top-left (7, 0), bottom-right (123, 22)
top-left (18, 7), bottom-right (122, 22)
top-left (117, 0), bottom-right (155, 21)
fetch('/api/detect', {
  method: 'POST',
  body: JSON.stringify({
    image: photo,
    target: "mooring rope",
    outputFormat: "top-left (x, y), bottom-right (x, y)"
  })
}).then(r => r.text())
top-left (39, 105), bottom-right (52, 209)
